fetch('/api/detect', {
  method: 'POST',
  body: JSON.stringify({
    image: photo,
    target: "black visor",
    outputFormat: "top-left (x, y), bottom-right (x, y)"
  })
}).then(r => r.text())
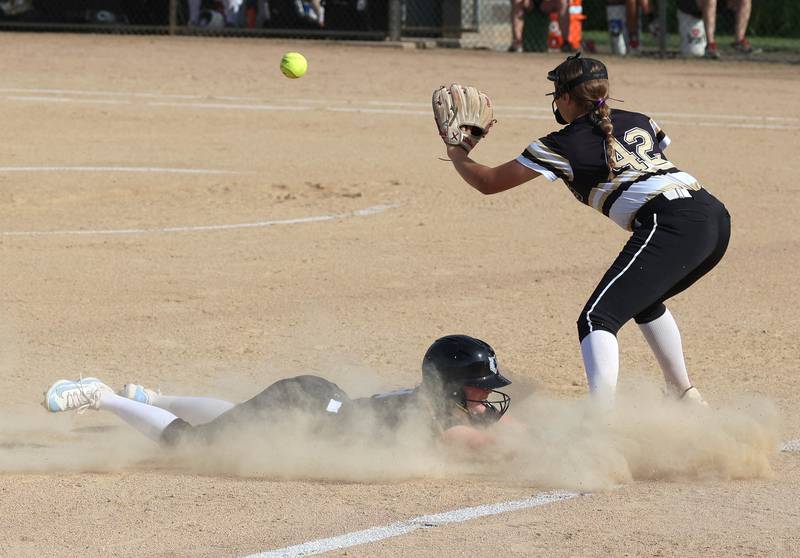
top-left (464, 371), bottom-right (512, 390)
top-left (546, 52), bottom-right (608, 98)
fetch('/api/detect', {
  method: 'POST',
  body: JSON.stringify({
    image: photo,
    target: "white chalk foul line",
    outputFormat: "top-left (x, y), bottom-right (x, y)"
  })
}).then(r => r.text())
top-left (3, 87), bottom-right (798, 131)
top-left (0, 204), bottom-right (398, 237)
top-left (139, 102), bottom-right (800, 130)
top-left (363, 100), bottom-right (800, 123)
top-left (4, 95), bottom-right (130, 105)
top-left (148, 101), bottom-right (314, 112)
top-left (6, 88), bottom-right (795, 123)
top-left (0, 166), bottom-right (250, 175)
top-left (247, 436), bottom-right (799, 558)
top-left (0, 87), bottom-right (204, 100)
top-left (0, 88), bottom-right (329, 104)
top-left (246, 490), bottom-right (579, 558)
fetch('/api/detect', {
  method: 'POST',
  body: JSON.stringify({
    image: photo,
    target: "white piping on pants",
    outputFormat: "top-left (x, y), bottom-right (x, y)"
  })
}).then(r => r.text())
top-left (585, 214), bottom-right (659, 334)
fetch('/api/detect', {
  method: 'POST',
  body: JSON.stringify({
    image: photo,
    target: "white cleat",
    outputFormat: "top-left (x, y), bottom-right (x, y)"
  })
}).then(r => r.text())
top-left (43, 377), bottom-right (111, 412)
top-left (118, 383), bottom-right (159, 405)
top-left (680, 386), bottom-right (709, 407)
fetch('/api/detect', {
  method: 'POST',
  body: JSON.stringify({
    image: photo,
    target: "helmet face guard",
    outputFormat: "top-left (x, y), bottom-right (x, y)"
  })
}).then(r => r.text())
top-left (546, 52), bottom-right (608, 124)
top-left (422, 334), bottom-right (512, 427)
top-left (459, 389), bottom-right (511, 426)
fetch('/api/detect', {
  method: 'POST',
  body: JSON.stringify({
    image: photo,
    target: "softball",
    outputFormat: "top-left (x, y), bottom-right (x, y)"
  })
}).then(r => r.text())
top-left (280, 52), bottom-right (307, 79)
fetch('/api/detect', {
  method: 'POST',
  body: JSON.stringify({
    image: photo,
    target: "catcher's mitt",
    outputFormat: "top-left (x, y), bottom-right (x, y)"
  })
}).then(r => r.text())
top-left (432, 84), bottom-right (496, 153)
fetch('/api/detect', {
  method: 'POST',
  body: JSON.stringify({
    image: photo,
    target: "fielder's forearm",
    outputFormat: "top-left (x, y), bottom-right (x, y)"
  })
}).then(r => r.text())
top-left (447, 146), bottom-right (495, 194)
top-left (447, 146), bottom-right (540, 195)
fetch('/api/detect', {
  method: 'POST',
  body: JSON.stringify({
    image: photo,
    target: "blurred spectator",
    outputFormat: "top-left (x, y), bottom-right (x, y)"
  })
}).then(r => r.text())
top-left (0, 0), bottom-right (33, 18)
top-left (305, 0), bottom-right (324, 26)
top-left (323, 0), bottom-right (384, 33)
top-left (189, 0), bottom-right (245, 27)
top-left (262, 0), bottom-right (332, 28)
top-left (606, 0), bottom-right (654, 55)
top-left (509, 0), bottom-right (530, 52)
top-left (1, 0), bottom-right (130, 23)
top-left (675, 0), bottom-right (707, 57)
top-left (605, 0), bottom-right (628, 54)
top-left (625, 0), bottom-right (653, 52)
top-left (187, 0), bottom-right (199, 24)
top-left (694, 0), bottom-right (753, 58)
top-left (510, 0), bottom-right (569, 53)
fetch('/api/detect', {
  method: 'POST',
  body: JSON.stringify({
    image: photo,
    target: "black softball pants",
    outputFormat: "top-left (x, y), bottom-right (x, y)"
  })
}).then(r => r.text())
top-left (577, 188), bottom-right (731, 341)
top-left (161, 375), bottom-right (350, 446)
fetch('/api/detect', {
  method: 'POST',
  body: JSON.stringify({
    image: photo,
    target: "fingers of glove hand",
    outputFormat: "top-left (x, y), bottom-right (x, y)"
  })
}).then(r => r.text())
top-left (462, 86), bottom-right (483, 123)
top-left (433, 83), bottom-right (493, 150)
top-left (449, 84), bottom-right (468, 122)
top-left (477, 93), bottom-right (496, 136)
top-left (431, 89), bottom-right (444, 131)
top-left (432, 87), bottom-right (457, 140)
top-left (432, 87), bottom-right (449, 121)
top-left (449, 84), bottom-right (494, 138)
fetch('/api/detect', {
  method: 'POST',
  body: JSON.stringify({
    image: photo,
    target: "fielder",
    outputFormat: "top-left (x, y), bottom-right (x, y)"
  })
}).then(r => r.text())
top-left (433, 54), bottom-right (730, 403)
top-left (44, 335), bottom-right (514, 450)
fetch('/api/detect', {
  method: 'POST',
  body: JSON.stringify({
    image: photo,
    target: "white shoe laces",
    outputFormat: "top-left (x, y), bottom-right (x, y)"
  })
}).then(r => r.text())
top-left (73, 376), bottom-right (105, 414)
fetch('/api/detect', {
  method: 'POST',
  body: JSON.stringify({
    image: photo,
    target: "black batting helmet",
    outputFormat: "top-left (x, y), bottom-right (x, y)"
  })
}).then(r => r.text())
top-left (421, 335), bottom-right (511, 425)
top-left (546, 52), bottom-right (608, 99)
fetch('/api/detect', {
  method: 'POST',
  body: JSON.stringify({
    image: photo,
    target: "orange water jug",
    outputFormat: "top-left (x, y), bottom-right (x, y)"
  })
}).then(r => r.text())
top-left (546, 12), bottom-right (563, 51)
top-left (566, 0), bottom-right (586, 51)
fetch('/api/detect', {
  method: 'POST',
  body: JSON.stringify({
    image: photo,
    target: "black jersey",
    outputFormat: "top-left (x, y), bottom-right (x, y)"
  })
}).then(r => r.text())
top-left (161, 377), bottom-right (440, 447)
top-left (516, 109), bottom-right (702, 230)
top-left (348, 387), bottom-right (439, 433)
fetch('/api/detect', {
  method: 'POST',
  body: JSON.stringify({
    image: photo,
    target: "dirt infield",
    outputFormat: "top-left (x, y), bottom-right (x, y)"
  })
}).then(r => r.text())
top-left (0, 33), bottom-right (799, 557)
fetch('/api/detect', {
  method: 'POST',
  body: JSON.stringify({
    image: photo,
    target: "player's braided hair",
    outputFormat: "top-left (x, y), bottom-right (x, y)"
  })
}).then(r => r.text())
top-left (560, 59), bottom-right (617, 176)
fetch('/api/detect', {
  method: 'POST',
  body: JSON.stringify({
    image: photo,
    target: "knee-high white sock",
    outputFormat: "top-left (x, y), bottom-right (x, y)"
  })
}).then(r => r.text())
top-left (580, 330), bottom-right (619, 398)
top-left (150, 395), bottom-right (235, 425)
top-left (638, 308), bottom-right (692, 392)
top-left (98, 393), bottom-right (179, 443)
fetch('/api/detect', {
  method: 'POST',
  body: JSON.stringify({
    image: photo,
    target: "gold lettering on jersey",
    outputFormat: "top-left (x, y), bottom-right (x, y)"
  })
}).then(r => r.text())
top-left (609, 127), bottom-right (674, 173)
top-left (611, 138), bottom-right (647, 171)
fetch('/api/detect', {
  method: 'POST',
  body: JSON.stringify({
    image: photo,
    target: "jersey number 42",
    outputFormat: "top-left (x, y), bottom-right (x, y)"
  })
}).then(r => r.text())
top-left (609, 127), bottom-right (673, 173)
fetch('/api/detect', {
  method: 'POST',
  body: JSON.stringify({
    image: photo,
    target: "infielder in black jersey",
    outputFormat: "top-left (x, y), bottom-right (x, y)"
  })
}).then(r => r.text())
top-left (43, 335), bottom-right (515, 451)
top-left (436, 54), bottom-right (730, 403)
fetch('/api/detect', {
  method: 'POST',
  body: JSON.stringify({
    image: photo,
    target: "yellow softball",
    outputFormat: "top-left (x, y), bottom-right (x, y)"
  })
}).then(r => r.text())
top-left (280, 52), bottom-right (307, 79)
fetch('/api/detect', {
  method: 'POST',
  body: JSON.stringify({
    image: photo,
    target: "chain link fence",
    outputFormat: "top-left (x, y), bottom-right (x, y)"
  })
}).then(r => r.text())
top-left (0, 1), bottom-right (798, 60)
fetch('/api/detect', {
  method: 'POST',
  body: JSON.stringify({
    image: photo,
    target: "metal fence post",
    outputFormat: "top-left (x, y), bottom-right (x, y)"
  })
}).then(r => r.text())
top-left (169, 0), bottom-right (178, 35)
top-left (388, 0), bottom-right (402, 42)
top-left (658, 0), bottom-right (667, 57)
top-left (442, 0), bottom-right (461, 39)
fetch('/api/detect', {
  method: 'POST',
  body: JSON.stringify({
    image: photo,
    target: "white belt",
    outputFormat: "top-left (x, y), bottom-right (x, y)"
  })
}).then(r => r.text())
top-left (662, 187), bottom-right (693, 200)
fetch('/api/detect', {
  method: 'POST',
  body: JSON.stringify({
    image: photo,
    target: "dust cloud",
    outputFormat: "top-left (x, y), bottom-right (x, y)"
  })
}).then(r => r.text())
top-left (0, 374), bottom-right (779, 491)
top-left (490, 380), bottom-right (779, 491)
